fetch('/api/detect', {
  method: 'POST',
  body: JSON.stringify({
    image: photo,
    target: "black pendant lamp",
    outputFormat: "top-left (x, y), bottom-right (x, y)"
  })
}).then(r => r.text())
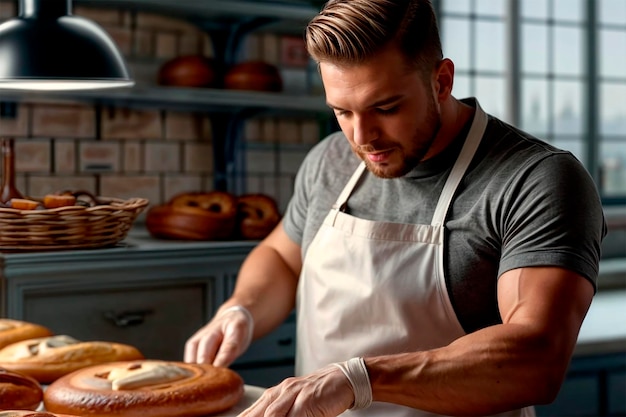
top-left (0, 0), bottom-right (134, 91)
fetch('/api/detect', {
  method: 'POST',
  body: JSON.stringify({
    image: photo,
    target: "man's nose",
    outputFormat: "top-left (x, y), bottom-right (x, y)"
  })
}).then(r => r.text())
top-left (352, 115), bottom-right (378, 146)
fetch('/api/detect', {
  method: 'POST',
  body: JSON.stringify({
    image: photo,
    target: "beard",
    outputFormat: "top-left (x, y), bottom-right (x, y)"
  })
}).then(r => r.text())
top-left (353, 95), bottom-right (442, 179)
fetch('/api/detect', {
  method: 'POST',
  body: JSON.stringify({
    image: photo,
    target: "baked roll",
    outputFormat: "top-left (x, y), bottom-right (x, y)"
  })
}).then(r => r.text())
top-left (0, 335), bottom-right (144, 383)
top-left (0, 319), bottom-right (53, 349)
top-left (0, 367), bottom-right (43, 411)
top-left (44, 360), bottom-right (244, 417)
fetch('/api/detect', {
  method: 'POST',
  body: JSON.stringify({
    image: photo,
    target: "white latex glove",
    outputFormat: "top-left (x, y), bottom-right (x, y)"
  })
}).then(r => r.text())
top-left (237, 363), bottom-right (355, 417)
top-left (184, 305), bottom-right (254, 367)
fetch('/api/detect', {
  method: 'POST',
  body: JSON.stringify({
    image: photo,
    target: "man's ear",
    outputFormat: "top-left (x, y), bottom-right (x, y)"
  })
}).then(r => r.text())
top-left (433, 58), bottom-right (455, 101)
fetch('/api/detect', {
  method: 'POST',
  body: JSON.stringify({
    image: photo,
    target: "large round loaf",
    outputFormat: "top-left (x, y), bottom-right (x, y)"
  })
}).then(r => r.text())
top-left (224, 61), bottom-right (282, 92)
top-left (0, 411), bottom-right (81, 417)
top-left (0, 367), bottom-right (43, 411)
top-left (157, 55), bottom-right (217, 88)
top-left (0, 319), bottom-right (53, 349)
top-left (44, 360), bottom-right (244, 417)
top-left (0, 335), bottom-right (144, 383)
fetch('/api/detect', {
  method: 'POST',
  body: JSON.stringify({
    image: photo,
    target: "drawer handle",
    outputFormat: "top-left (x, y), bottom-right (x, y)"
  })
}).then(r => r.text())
top-left (103, 309), bottom-right (153, 328)
top-left (277, 337), bottom-right (293, 347)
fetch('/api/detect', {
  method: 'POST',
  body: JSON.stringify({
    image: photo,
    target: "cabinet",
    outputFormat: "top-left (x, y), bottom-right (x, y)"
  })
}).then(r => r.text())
top-left (0, 233), bottom-right (256, 361)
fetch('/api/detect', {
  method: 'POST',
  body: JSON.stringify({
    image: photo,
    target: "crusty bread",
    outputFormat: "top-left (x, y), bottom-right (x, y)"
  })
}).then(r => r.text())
top-left (0, 319), bottom-right (53, 349)
top-left (236, 194), bottom-right (280, 240)
top-left (0, 367), bottom-right (43, 411)
top-left (44, 360), bottom-right (244, 417)
top-left (0, 335), bottom-right (144, 383)
top-left (0, 411), bottom-right (81, 417)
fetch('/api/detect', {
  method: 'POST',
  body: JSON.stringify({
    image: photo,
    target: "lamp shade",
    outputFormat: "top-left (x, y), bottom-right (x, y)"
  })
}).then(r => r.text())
top-left (0, 0), bottom-right (134, 91)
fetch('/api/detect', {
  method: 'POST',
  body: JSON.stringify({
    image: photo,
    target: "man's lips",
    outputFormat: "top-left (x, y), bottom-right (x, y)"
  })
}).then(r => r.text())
top-left (365, 150), bottom-right (393, 162)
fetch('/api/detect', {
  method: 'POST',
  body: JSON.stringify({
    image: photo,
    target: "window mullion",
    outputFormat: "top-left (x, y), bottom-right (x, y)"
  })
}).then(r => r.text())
top-left (585, 0), bottom-right (600, 185)
top-left (506, 0), bottom-right (521, 126)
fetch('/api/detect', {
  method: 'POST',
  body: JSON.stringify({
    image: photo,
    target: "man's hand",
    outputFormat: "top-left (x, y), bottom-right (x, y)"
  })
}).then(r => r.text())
top-left (184, 306), bottom-right (253, 367)
top-left (239, 364), bottom-right (355, 417)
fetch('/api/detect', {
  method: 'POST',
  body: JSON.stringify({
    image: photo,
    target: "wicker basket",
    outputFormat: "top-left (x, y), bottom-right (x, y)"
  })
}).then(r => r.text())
top-left (0, 197), bottom-right (149, 250)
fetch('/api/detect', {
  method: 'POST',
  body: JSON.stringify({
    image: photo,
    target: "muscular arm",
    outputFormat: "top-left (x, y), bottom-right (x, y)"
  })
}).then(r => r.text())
top-left (219, 220), bottom-right (302, 339)
top-left (366, 266), bottom-right (594, 415)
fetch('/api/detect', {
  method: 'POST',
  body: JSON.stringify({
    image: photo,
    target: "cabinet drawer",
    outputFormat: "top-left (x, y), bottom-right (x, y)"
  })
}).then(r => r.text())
top-left (236, 320), bottom-right (296, 365)
top-left (23, 283), bottom-right (207, 361)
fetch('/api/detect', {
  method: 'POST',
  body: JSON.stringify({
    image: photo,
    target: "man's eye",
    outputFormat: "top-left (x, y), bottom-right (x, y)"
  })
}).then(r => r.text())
top-left (334, 110), bottom-right (348, 117)
top-left (377, 107), bottom-right (398, 115)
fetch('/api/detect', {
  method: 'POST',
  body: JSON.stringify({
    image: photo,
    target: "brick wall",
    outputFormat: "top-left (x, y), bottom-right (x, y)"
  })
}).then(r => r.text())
top-left (0, 1), bottom-right (323, 216)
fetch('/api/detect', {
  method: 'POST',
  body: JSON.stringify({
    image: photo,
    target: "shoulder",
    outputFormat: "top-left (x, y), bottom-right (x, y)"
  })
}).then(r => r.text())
top-left (476, 116), bottom-right (588, 181)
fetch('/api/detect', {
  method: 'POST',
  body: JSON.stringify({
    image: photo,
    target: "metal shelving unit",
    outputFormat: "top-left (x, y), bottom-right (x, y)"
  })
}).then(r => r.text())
top-left (23, 0), bottom-right (334, 192)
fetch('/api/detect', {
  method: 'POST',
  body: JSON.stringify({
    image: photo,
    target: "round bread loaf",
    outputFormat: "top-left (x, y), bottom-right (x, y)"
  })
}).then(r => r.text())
top-left (0, 319), bottom-right (53, 349)
top-left (157, 55), bottom-right (217, 88)
top-left (0, 367), bottom-right (43, 411)
top-left (224, 61), bottom-right (282, 92)
top-left (236, 194), bottom-right (281, 240)
top-left (146, 191), bottom-right (238, 240)
top-left (44, 360), bottom-right (244, 417)
top-left (0, 335), bottom-right (144, 384)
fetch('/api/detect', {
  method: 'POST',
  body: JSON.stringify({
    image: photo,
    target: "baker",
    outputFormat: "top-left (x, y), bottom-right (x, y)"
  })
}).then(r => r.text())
top-left (184, 0), bottom-right (607, 416)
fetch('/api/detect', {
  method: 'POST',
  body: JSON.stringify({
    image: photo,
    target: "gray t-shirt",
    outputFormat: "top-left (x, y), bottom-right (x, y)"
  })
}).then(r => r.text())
top-left (283, 98), bottom-right (606, 333)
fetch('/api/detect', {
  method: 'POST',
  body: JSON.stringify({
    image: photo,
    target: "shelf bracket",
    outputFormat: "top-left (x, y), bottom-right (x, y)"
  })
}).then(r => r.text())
top-left (195, 16), bottom-right (278, 68)
top-left (210, 107), bottom-right (261, 193)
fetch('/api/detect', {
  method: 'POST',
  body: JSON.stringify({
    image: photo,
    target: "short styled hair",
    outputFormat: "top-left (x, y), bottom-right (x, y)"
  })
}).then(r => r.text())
top-left (305, 0), bottom-right (443, 76)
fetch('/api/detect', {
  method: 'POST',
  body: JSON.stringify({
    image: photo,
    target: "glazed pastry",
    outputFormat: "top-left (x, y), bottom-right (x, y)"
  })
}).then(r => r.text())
top-left (0, 335), bottom-right (144, 383)
top-left (146, 191), bottom-right (238, 240)
top-left (236, 194), bottom-right (280, 240)
top-left (44, 360), bottom-right (244, 417)
top-left (0, 319), bottom-right (53, 349)
top-left (42, 194), bottom-right (77, 209)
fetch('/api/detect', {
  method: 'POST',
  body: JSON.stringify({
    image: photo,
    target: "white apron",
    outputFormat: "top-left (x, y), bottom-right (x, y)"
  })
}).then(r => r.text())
top-left (295, 103), bottom-right (534, 417)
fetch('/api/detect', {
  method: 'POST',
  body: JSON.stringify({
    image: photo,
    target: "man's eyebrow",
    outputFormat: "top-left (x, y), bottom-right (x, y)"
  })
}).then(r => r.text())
top-left (327, 94), bottom-right (404, 111)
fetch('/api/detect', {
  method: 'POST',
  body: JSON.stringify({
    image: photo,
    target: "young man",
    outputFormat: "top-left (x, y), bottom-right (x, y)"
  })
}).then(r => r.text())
top-left (185, 1), bottom-right (606, 416)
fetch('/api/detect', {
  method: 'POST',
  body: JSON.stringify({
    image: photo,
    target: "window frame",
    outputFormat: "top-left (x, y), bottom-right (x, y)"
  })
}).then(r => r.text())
top-left (435, 0), bottom-right (626, 205)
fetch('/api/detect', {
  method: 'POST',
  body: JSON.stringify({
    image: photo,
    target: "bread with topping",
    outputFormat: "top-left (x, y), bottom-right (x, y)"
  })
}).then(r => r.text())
top-left (44, 360), bottom-right (244, 417)
top-left (0, 335), bottom-right (144, 383)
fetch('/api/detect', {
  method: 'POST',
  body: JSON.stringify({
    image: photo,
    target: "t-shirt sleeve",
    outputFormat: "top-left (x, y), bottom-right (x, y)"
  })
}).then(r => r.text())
top-left (498, 152), bottom-right (607, 289)
top-left (282, 136), bottom-right (332, 246)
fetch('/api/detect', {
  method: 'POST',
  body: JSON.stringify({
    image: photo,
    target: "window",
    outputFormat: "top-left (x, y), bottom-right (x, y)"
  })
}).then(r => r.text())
top-left (438, 0), bottom-right (626, 203)
top-left (598, 0), bottom-right (626, 199)
top-left (440, 0), bottom-right (507, 119)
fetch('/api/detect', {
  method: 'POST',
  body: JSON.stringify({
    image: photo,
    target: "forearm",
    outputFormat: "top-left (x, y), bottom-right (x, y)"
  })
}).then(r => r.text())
top-left (220, 243), bottom-right (299, 339)
top-left (367, 323), bottom-right (572, 416)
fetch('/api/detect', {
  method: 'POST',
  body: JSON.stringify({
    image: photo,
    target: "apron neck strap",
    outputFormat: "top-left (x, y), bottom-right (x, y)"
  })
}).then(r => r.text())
top-left (431, 102), bottom-right (488, 226)
top-left (332, 161), bottom-right (367, 212)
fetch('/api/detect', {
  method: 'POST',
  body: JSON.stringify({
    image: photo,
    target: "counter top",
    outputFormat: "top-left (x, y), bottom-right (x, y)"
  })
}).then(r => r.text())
top-left (0, 227), bottom-right (257, 272)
